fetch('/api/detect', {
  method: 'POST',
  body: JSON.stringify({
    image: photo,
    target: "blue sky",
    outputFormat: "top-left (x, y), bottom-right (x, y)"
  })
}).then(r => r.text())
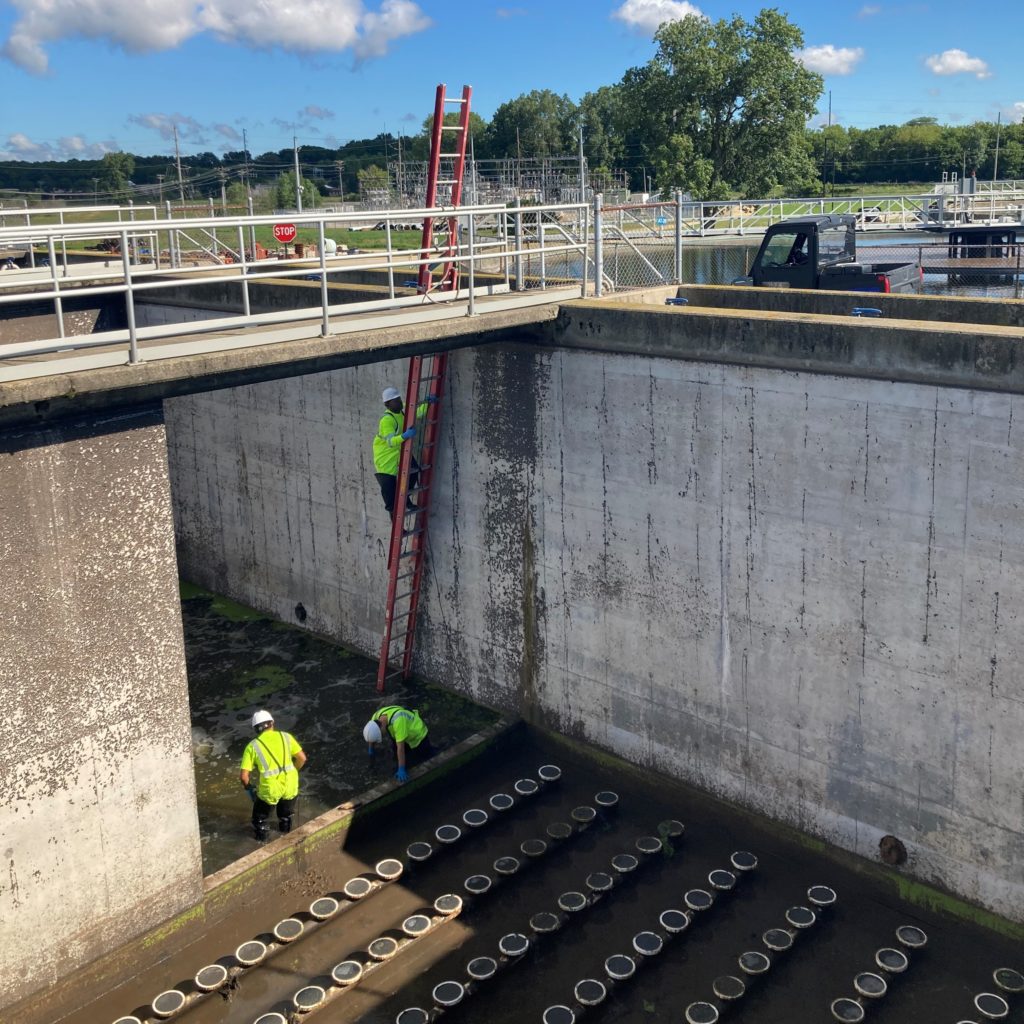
top-left (0, 0), bottom-right (1021, 162)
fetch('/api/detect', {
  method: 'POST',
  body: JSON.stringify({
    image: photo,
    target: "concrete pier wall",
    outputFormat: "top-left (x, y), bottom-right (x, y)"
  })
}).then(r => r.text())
top-left (165, 323), bottom-right (1024, 923)
top-left (0, 408), bottom-right (201, 1009)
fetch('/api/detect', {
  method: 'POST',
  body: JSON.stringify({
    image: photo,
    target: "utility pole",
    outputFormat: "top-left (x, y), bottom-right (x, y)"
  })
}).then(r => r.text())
top-left (219, 168), bottom-right (227, 212)
top-left (336, 160), bottom-right (345, 198)
top-left (172, 123), bottom-right (185, 206)
top-left (822, 90), bottom-right (832, 199)
top-left (156, 173), bottom-right (164, 203)
top-left (293, 134), bottom-right (303, 213)
top-left (578, 123), bottom-right (586, 204)
top-left (242, 127), bottom-right (251, 195)
top-left (993, 111), bottom-right (1002, 183)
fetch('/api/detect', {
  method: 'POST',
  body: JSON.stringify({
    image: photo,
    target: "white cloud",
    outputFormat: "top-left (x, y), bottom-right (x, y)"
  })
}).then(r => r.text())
top-left (612, 0), bottom-right (703, 35)
top-left (0, 132), bottom-right (118, 161)
top-left (301, 105), bottom-right (335, 120)
top-left (127, 112), bottom-right (207, 144)
top-left (213, 123), bottom-right (241, 143)
top-left (353, 0), bottom-right (431, 60)
top-left (1005, 101), bottom-right (1024, 124)
top-left (1, 0), bottom-right (431, 74)
top-left (797, 44), bottom-right (865, 76)
top-left (925, 48), bottom-right (991, 79)
top-left (858, 4), bottom-right (881, 15)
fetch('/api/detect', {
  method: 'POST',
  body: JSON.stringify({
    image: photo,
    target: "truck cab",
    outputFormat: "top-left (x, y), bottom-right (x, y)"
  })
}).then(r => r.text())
top-left (745, 214), bottom-right (856, 288)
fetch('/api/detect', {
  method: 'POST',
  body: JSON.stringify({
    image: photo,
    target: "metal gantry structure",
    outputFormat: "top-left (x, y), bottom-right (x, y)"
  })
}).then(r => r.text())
top-left (376, 84), bottom-right (473, 693)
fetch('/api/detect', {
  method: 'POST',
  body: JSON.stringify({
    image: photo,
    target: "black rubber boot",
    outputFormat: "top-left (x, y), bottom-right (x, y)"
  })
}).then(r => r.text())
top-left (279, 817), bottom-right (292, 834)
top-left (253, 821), bottom-right (269, 841)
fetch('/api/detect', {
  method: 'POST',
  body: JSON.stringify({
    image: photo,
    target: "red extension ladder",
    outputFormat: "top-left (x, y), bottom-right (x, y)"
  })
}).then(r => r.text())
top-left (376, 84), bottom-right (472, 693)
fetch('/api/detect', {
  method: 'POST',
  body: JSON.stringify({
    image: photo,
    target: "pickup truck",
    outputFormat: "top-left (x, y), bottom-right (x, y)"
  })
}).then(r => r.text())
top-left (734, 214), bottom-right (922, 293)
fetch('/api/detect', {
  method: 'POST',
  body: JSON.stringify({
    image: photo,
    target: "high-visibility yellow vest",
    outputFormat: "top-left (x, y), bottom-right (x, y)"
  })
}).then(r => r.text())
top-left (241, 729), bottom-right (302, 804)
top-left (373, 705), bottom-right (428, 748)
top-left (372, 402), bottom-right (428, 475)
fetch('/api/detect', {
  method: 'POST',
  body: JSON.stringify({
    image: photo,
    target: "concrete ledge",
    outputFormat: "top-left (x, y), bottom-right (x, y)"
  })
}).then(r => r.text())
top-left (550, 298), bottom-right (1024, 394)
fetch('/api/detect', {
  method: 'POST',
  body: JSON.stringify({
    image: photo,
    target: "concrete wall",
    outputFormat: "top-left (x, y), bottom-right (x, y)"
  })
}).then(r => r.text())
top-left (0, 408), bottom-right (201, 1010)
top-left (165, 338), bottom-right (1024, 923)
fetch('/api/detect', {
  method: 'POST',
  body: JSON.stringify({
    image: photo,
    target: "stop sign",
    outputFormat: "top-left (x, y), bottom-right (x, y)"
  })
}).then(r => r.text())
top-left (273, 223), bottom-right (297, 243)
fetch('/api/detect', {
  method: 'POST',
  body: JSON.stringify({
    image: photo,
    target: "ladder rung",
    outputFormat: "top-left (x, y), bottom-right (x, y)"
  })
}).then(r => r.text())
top-left (388, 630), bottom-right (410, 644)
top-left (418, 374), bottom-right (442, 382)
top-left (399, 548), bottom-right (418, 560)
top-left (441, 125), bottom-right (463, 131)
top-left (395, 570), bottom-right (416, 582)
top-left (439, 153), bottom-right (461, 159)
top-left (385, 668), bottom-right (406, 681)
top-left (402, 526), bottom-right (425, 539)
top-left (444, 97), bottom-right (467, 104)
top-left (395, 588), bottom-right (419, 602)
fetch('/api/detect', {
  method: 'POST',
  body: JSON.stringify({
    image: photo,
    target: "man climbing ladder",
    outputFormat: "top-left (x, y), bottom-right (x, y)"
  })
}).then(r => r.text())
top-left (372, 385), bottom-right (437, 520)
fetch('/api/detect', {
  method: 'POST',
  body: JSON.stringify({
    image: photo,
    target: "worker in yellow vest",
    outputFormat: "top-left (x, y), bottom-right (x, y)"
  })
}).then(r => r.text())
top-left (240, 710), bottom-right (307, 840)
top-left (373, 386), bottom-right (437, 519)
top-left (363, 705), bottom-right (435, 783)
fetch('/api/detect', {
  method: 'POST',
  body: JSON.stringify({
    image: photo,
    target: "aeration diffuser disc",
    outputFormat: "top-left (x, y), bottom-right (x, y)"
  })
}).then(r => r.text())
top-left (636, 836), bottom-right (663, 855)
top-left (659, 819), bottom-right (685, 838)
top-left (396, 1010), bottom-right (429, 1024)
top-left (407, 841), bottom-right (433, 862)
top-left (434, 894), bottom-right (463, 916)
top-left (538, 764), bottom-right (562, 782)
top-left (402, 915), bottom-right (431, 937)
top-left (194, 964), bottom-right (228, 992)
top-left (572, 806), bottom-right (597, 825)
top-left (876, 948), bottom-right (908, 973)
top-left (709, 869), bottom-right (736, 891)
top-left (854, 973), bottom-right (887, 999)
top-left (463, 809), bottom-right (488, 828)
top-left (660, 909), bottom-right (690, 934)
top-left (151, 990), bottom-right (186, 1018)
top-left (587, 871), bottom-right (614, 893)
top-left (895, 925), bottom-right (928, 949)
top-left (831, 998), bottom-right (865, 1023)
top-left (235, 940), bottom-right (267, 966)
top-left (685, 1002), bottom-right (720, 1024)
top-left (515, 779), bottom-right (539, 796)
top-left (685, 889), bottom-right (714, 911)
top-left (435, 824), bottom-right (462, 844)
top-left (310, 897), bottom-right (339, 920)
top-left (713, 975), bottom-right (746, 1001)
top-left (763, 928), bottom-right (793, 952)
top-left (368, 937), bottom-right (399, 961)
top-left (274, 918), bottom-right (303, 943)
top-left (376, 859), bottom-right (404, 880)
top-left (730, 850), bottom-right (758, 871)
top-left (432, 981), bottom-right (465, 1008)
top-left (254, 1016), bottom-right (288, 1024)
top-left (974, 993), bottom-right (1010, 1019)
top-left (546, 822), bottom-right (572, 841)
top-left (344, 877), bottom-right (372, 900)
top-left (293, 986), bottom-right (325, 1011)
top-left (785, 906), bottom-right (816, 929)
top-left (994, 968), bottom-right (1024, 993)
top-left (531, 911), bottom-right (561, 934)
top-left (558, 891), bottom-right (587, 913)
top-left (521, 838), bottom-right (548, 858)
top-left (605, 954), bottom-right (636, 981)
top-left (808, 885), bottom-right (838, 907)
top-left (467, 957), bottom-right (497, 981)
top-left (595, 791), bottom-right (619, 808)
top-left (612, 853), bottom-right (639, 874)
top-left (464, 874), bottom-right (492, 895)
top-left (494, 856), bottom-right (521, 876)
top-left (542, 1006), bottom-right (575, 1024)
top-left (738, 951), bottom-right (771, 975)
top-left (499, 932), bottom-right (530, 958)
top-left (575, 979), bottom-right (607, 1006)
top-left (632, 931), bottom-right (663, 957)
top-left (113, 1018), bottom-right (143, 1024)
top-left (332, 961), bottom-right (363, 986)
top-left (490, 793), bottom-right (514, 812)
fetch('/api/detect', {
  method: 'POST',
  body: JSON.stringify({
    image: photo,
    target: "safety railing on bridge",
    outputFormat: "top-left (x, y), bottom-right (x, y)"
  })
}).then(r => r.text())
top-left (0, 201), bottom-right (590, 375)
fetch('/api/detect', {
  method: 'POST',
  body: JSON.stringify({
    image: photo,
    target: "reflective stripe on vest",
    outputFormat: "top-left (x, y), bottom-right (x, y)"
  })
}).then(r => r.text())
top-left (252, 732), bottom-right (296, 778)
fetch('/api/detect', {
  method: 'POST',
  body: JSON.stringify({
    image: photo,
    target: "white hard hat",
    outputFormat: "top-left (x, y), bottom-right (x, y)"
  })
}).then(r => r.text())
top-left (251, 709), bottom-right (274, 730)
top-left (363, 720), bottom-right (382, 744)
top-left (382, 386), bottom-right (401, 403)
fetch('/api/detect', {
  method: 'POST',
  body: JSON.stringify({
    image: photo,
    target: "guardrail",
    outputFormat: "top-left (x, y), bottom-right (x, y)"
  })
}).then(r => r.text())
top-left (0, 201), bottom-right (590, 370)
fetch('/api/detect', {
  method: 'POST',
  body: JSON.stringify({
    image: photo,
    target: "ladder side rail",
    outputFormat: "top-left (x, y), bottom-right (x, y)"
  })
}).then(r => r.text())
top-left (418, 85), bottom-right (448, 292)
top-left (439, 86), bottom-right (474, 293)
top-left (376, 354), bottom-right (424, 691)
top-left (399, 353), bottom-right (448, 677)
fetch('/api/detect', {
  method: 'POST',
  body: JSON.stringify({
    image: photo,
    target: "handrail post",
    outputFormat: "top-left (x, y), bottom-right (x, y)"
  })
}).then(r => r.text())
top-left (120, 230), bottom-right (139, 364)
top-left (513, 197), bottom-right (523, 291)
top-left (247, 195), bottom-right (257, 261)
top-left (674, 190), bottom-right (683, 284)
top-left (47, 236), bottom-right (65, 339)
top-left (467, 213), bottom-right (476, 315)
top-left (317, 219), bottom-right (330, 337)
top-left (593, 193), bottom-right (604, 298)
top-left (236, 225), bottom-right (251, 318)
top-left (385, 217), bottom-right (395, 300)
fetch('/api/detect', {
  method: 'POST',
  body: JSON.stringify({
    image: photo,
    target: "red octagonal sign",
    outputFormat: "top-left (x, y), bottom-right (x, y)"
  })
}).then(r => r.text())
top-left (273, 223), bottom-right (297, 243)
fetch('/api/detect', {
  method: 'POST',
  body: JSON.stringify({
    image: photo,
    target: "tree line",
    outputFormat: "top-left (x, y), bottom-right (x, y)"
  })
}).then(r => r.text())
top-left (2, 7), bottom-right (1021, 205)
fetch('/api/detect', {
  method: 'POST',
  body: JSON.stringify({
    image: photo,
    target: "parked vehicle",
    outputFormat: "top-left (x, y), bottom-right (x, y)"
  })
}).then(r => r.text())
top-left (734, 214), bottom-right (922, 292)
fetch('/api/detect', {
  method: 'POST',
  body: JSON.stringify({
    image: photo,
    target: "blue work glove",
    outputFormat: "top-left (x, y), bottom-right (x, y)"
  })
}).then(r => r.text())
top-left (426, 395), bottom-right (439, 404)
top-left (395, 766), bottom-right (408, 783)
top-left (367, 745), bottom-right (375, 757)
top-left (401, 426), bottom-right (416, 440)
top-left (245, 784), bottom-right (257, 802)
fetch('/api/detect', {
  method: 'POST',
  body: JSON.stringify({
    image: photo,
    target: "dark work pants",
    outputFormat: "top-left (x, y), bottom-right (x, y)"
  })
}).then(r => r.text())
top-left (375, 458), bottom-right (420, 517)
top-left (403, 736), bottom-right (436, 767)
top-left (253, 795), bottom-right (295, 837)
